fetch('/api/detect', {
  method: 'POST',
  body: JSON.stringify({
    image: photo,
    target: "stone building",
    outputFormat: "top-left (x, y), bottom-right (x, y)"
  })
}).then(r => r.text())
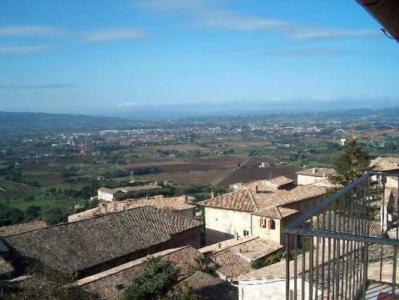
top-left (199, 179), bottom-right (327, 245)
top-left (296, 167), bottom-right (336, 187)
top-left (0, 206), bottom-right (202, 279)
top-left (70, 245), bottom-right (237, 300)
top-left (200, 236), bottom-right (282, 282)
top-left (68, 195), bottom-right (196, 222)
top-left (97, 184), bottom-right (162, 201)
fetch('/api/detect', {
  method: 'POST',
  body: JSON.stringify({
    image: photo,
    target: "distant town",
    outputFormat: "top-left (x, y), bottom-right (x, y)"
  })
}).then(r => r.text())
top-left (1, 108), bottom-right (399, 299)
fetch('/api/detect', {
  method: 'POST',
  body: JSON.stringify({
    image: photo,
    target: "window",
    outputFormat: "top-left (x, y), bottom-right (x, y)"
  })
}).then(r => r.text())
top-left (243, 230), bottom-right (249, 236)
top-left (260, 218), bottom-right (267, 228)
top-left (268, 219), bottom-right (276, 230)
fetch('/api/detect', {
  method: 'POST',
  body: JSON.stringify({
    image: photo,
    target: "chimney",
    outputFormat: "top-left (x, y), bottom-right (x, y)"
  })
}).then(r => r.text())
top-left (255, 185), bottom-right (259, 193)
top-left (211, 191), bottom-right (215, 198)
top-left (218, 243), bottom-right (222, 249)
top-left (312, 168), bottom-right (316, 174)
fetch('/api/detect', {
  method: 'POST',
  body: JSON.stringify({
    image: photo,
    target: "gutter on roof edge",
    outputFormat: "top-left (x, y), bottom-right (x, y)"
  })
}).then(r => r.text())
top-left (357, 0), bottom-right (399, 41)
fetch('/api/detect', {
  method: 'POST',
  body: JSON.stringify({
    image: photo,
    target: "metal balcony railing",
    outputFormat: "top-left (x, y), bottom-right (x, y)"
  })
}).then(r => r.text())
top-left (285, 172), bottom-right (399, 300)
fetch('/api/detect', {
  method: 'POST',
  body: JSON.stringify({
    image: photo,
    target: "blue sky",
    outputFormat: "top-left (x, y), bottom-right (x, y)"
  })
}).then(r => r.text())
top-left (0, 0), bottom-right (398, 115)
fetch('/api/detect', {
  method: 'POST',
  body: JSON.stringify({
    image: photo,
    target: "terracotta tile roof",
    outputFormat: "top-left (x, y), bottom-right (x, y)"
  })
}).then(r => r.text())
top-left (199, 185), bottom-right (327, 215)
top-left (238, 242), bottom-right (342, 282)
top-left (238, 257), bottom-right (288, 281)
top-left (212, 249), bottom-right (251, 280)
top-left (199, 190), bottom-right (257, 212)
top-left (182, 271), bottom-right (237, 300)
top-left (245, 176), bottom-right (294, 189)
top-left (0, 221), bottom-right (47, 237)
top-left (0, 256), bottom-right (14, 277)
top-left (120, 184), bottom-right (162, 193)
top-left (199, 236), bottom-right (259, 254)
top-left (253, 206), bottom-right (298, 219)
top-left (268, 176), bottom-right (294, 187)
top-left (225, 238), bottom-right (283, 261)
top-left (99, 184), bottom-right (162, 195)
top-left (68, 207), bottom-right (101, 222)
top-left (296, 167), bottom-right (336, 177)
top-left (68, 195), bottom-right (196, 222)
top-left (4, 207), bottom-right (202, 276)
top-left (73, 246), bottom-right (201, 300)
top-left (209, 236), bottom-right (283, 280)
top-left (120, 195), bottom-right (195, 211)
top-left (370, 156), bottom-right (399, 172)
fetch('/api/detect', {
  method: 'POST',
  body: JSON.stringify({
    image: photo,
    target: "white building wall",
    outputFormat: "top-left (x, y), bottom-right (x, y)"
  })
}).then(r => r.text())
top-left (204, 207), bottom-right (252, 238)
top-left (386, 176), bottom-right (399, 189)
top-left (297, 174), bottom-right (324, 186)
top-left (97, 190), bottom-right (115, 202)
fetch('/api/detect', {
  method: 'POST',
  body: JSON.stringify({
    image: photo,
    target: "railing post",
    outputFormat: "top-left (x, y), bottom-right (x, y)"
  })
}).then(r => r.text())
top-left (286, 233), bottom-right (291, 300)
top-left (284, 172), bottom-right (399, 300)
top-left (363, 242), bottom-right (368, 298)
top-left (309, 235), bottom-right (314, 300)
top-left (393, 246), bottom-right (397, 295)
top-left (294, 236), bottom-right (298, 300)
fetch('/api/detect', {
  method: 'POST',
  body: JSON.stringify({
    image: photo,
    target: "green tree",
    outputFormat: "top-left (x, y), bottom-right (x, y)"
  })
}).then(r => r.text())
top-left (332, 138), bottom-right (370, 186)
top-left (0, 204), bottom-right (25, 226)
top-left (42, 206), bottom-right (70, 225)
top-left (190, 254), bottom-right (215, 275)
top-left (165, 283), bottom-right (201, 300)
top-left (121, 257), bottom-right (180, 300)
top-left (25, 205), bottom-right (42, 220)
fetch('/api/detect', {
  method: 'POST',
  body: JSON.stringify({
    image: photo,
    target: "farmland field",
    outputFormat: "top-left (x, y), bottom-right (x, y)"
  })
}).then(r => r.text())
top-left (220, 165), bottom-right (303, 186)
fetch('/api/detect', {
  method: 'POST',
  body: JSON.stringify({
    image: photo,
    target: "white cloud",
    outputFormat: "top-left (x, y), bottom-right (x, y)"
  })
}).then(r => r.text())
top-left (83, 28), bottom-right (146, 42)
top-left (0, 25), bottom-right (64, 37)
top-left (192, 11), bottom-right (289, 32)
top-left (137, 0), bottom-right (288, 32)
top-left (0, 45), bottom-right (55, 54)
top-left (136, 0), bottom-right (379, 39)
top-left (292, 28), bottom-right (379, 40)
top-left (267, 48), bottom-right (347, 57)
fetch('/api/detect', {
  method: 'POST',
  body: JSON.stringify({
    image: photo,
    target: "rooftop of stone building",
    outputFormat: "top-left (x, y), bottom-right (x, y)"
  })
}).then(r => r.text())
top-left (253, 205), bottom-right (298, 219)
top-left (199, 185), bottom-right (327, 215)
top-left (243, 176), bottom-right (295, 191)
top-left (201, 236), bottom-right (283, 281)
top-left (68, 195), bottom-right (196, 222)
top-left (1, 206), bottom-right (202, 276)
top-left (296, 167), bottom-right (336, 177)
top-left (71, 246), bottom-right (201, 300)
top-left (370, 156), bottom-right (399, 172)
top-left (182, 271), bottom-right (237, 300)
top-left (98, 184), bottom-right (162, 195)
top-left (0, 221), bottom-right (47, 237)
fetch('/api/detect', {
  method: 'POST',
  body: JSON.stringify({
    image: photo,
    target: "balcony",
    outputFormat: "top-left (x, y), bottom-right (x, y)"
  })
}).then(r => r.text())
top-left (285, 172), bottom-right (399, 299)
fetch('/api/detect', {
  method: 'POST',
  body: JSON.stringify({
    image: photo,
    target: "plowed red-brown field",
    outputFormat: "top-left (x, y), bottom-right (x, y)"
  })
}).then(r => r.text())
top-left (220, 165), bottom-right (303, 186)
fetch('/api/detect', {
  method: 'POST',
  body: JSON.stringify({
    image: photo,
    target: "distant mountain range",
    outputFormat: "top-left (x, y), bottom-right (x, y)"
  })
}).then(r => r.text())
top-left (0, 111), bottom-right (132, 135)
top-left (0, 106), bottom-right (398, 135)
